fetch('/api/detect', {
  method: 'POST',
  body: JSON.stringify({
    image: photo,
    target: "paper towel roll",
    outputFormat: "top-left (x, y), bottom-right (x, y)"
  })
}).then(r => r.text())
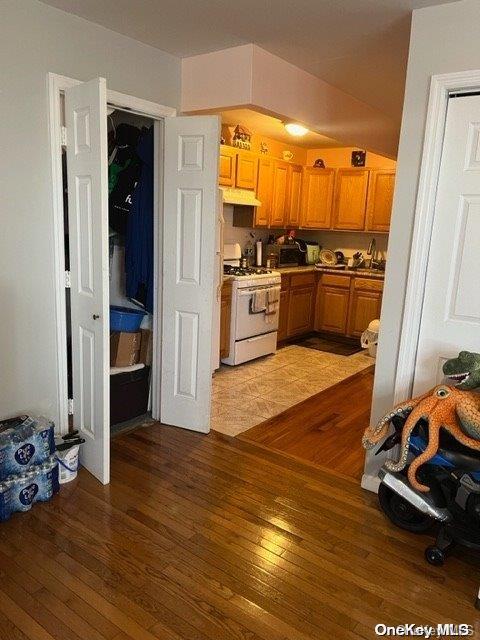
top-left (256, 241), bottom-right (262, 267)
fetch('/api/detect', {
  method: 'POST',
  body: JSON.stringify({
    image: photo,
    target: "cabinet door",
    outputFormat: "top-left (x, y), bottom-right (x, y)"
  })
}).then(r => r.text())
top-left (315, 285), bottom-right (350, 334)
top-left (347, 278), bottom-right (383, 337)
top-left (219, 146), bottom-right (237, 187)
top-left (220, 287), bottom-right (232, 359)
top-left (286, 164), bottom-right (302, 227)
top-left (333, 169), bottom-right (370, 230)
top-left (270, 160), bottom-right (289, 227)
top-left (300, 168), bottom-right (335, 229)
top-left (277, 290), bottom-right (289, 342)
top-left (287, 286), bottom-right (315, 337)
top-left (366, 170), bottom-right (395, 232)
top-left (255, 156), bottom-right (273, 227)
top-left (347, 290), bottom-right (382, 337)
top-left (236, 150), bottom-right (258, 190)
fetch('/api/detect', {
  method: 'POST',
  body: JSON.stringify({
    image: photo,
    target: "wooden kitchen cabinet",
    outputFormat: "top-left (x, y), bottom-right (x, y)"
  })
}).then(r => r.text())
top-left (366, 169), bottom-right (395, 232)
top-left (270, 160), bottom-right (289, 227)
top-left (287, 286), bottom-right (315, 336)
top-left (235, 150), bottom-right (258, 190)
top-left (315, 274), bottom-right (350, 334)
top-left (286, 164), bottom-right (302, 227)
top-left (333, 168), bottom-right (370, 230)
top-left (300, 168), bottom-right (335, 229)
top-left (220, 282), bottom-right (232, 359)
top-left (278, 289), bottom-right (289, 342)
top-left (347, 277), bottom-right (383, 337)
top-left (219, 145), bottom-right (237, 187)
top-left (255, 156), bottom-right (273, 227)
top-left (286, 272), bottom-right (315, 337)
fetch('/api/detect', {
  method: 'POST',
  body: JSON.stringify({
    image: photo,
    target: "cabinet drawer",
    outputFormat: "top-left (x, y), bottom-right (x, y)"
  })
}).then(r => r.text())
top-left (321, 273), bottom-right (351, 288)
top-left (290, 272), bottom-right (315, 288)
top-left (281, 274), bottom-right (290, 290)
top-left (353, 278), bottom-right (384, 292)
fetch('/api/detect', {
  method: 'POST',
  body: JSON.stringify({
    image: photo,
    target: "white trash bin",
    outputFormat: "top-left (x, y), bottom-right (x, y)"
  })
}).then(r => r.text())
top-left (361, 319), bottom-right (380, 358)
top-left (55, 444), bottom-right (79, 484)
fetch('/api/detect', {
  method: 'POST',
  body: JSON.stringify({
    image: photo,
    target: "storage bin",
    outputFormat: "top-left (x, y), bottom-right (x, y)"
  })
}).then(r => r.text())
top-left (110, 305), bottom-right (146, 332)
top-left (110, 366), bottom-right (150, 425)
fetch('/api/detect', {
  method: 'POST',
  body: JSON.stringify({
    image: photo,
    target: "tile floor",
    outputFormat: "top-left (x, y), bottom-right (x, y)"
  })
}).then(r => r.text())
top-left (211, 345), bottom-right (374, 436)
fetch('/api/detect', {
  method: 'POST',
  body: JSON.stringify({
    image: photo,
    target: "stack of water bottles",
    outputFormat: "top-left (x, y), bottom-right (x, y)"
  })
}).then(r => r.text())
top-left (0, 415), bottom-right (59, 522)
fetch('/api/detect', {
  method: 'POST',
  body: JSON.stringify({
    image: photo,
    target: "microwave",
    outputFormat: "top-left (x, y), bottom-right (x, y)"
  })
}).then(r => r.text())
top-left (264, 244), bottom-right (300, 267)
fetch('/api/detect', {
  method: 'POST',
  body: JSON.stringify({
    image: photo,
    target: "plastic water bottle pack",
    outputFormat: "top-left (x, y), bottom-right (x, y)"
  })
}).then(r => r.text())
top-left (0, 456), bottom-right (59, 521)
top-left (0, 415), bottom-right (55, 479)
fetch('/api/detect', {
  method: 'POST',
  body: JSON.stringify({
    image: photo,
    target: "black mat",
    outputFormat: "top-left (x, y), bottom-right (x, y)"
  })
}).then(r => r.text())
top-left (291, 334), bottom-right (362, 356)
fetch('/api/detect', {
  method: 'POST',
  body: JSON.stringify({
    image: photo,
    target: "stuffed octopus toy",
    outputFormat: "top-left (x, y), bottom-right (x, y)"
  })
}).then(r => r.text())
top-left (363, 351), bottom-right (480, 493)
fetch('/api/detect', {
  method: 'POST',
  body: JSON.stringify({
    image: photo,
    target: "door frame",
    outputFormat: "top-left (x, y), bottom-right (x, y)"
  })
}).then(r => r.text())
top-left (47, 72), bottom-right (176, 434)
top-left (393, 69), bottom-right (480, 405)
top-left (362, 69), bottom-right (480, 493)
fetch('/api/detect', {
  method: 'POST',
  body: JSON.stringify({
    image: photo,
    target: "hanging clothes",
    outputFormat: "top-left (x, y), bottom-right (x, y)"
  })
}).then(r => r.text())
top-left (125, 126), bottom-right (154, 313)
top-left (109, 123), bottom-right (142, 235)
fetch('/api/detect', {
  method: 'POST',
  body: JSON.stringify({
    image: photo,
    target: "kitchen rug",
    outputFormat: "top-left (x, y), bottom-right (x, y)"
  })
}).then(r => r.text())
top-left (291, 334), bottom-right (362, 356)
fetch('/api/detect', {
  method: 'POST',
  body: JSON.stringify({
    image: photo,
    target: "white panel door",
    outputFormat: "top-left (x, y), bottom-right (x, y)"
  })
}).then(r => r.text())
top-left (413, 95), bottom-right (480, 394)
top-left (161, 116), bottom-right (220, 431)
top-left (65, 78), bottom-right (110, 483)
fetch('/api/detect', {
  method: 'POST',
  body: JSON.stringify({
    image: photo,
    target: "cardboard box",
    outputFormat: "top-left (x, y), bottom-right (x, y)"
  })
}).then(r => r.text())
top-left (139, 329), bottom-right (153, 366)
top-left (110, 331), bottom-right (141, 367)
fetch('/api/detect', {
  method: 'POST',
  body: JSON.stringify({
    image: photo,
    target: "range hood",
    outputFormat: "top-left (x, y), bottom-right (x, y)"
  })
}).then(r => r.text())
top-left (220, 186), bottom-right (261, 207)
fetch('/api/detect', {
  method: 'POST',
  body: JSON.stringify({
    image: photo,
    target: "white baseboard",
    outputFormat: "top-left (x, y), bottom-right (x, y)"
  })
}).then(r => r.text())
top-left (361, 473), bottom-right (380, 493)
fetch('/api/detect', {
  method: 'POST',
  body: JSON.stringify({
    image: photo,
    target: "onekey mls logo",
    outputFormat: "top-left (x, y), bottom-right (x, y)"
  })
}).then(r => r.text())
top-left (14, 443), bottom-right (35, 466)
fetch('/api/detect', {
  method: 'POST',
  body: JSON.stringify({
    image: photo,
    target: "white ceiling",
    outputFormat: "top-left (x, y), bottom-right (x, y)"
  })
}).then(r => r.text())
top-left (41, 0), bottom-right (457, 123)
top-left (220, 108), bottom-right (343, 148)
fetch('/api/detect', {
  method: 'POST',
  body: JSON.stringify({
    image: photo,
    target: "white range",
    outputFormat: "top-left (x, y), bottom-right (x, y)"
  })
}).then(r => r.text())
top-left (222, 265), bottom-right (281, 366)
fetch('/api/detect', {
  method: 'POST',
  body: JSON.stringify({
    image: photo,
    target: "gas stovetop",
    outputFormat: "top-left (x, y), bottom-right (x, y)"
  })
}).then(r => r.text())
top-left (223, 265), bottom-right (274, 277)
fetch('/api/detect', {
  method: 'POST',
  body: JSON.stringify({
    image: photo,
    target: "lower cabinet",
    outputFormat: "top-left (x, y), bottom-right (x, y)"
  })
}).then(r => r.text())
top-left (287, 286), bottom-right (315, 336)
top-left (277, 289), bottom-right (289, 341)
top-left (347, 278), bottom-right (383, 337)
top-left (278, 270), bottom-right (383, 344)
top-left (315, 274), bottom-right (350, 334)
top-left (315, 286), bottom-right (350, 334)
top-left (220, 282), bottom-right (232, 359)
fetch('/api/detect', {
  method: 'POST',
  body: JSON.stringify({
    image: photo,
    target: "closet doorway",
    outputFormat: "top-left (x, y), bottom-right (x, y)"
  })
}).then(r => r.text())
top-left (49, 74), bottom-right (220, 485)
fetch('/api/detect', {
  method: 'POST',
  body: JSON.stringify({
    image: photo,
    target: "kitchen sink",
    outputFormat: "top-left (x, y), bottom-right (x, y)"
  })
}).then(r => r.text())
top-left (352, 267), bottom-right (385, 274)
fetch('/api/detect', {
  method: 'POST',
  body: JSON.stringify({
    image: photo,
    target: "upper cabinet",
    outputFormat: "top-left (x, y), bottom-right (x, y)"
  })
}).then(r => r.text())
top-left (236, 150), bottom-right (258, 190)
top-left (219, 145), bottom-right (237, 187)
top-left (286, 164), bottom-right (302, 227)
top-left (270, 160), bottom-right (289, 227)
top-left (255, 156), bottom-right (274, 227)
top-left (333, 168), bottom-right (370, 230)
top-left (219, 144), bottom-right (395, 233)
top-left (366, 170), bottom-right (395, 232)
top-left (301, 168), bottom-right (335, 229)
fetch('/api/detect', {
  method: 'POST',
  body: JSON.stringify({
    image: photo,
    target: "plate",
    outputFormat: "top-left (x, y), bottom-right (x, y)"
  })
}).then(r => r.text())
top-left (319, 249), bottom-right (337, 266)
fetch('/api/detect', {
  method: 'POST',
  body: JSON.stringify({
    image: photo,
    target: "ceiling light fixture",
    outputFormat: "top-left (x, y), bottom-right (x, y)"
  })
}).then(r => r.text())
top-left (284, 122), bottom-right (309, 137)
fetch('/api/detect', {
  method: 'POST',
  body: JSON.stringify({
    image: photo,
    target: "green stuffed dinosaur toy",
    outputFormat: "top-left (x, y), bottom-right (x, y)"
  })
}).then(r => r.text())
top-left (443, 351), bottom-right (480, 390)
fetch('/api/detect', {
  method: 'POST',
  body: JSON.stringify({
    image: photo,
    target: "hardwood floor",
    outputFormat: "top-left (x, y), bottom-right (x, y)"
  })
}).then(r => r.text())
top-left (240, 366), bottom-right (375, 480)
top-left (1, 421), bottom-right (479, 639)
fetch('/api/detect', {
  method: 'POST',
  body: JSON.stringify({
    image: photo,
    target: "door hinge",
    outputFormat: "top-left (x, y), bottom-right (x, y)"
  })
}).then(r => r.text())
top-left (67, 398), bottom-right (74, 415)
top-left (64, 270), bottom-right (71, 288)
top-left (61, 126), bottom-right (67, 147)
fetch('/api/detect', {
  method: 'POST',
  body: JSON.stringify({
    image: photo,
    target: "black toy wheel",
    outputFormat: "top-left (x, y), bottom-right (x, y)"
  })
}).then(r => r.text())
top-left (378, 483), bottom-right (434, 533)
top-left (425, 545), bottom-right (445, 566)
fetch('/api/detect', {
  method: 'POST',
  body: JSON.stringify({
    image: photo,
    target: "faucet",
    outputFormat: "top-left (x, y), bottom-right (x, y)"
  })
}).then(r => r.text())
top-left (367, 237), bottom-right (378, 269)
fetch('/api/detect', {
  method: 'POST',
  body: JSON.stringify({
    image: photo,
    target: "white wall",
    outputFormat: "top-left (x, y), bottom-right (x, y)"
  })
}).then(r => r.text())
top-left (366, 0), bottom-right (479, 482)
top-left (182, 44), bottom-right (399, 158)
top-left (0, 0), bottom-right (180, 426)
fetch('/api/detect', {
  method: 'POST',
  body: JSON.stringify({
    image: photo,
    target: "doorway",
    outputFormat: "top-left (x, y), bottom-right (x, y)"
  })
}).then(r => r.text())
top-left (49, 74), bottom-right (221, 485)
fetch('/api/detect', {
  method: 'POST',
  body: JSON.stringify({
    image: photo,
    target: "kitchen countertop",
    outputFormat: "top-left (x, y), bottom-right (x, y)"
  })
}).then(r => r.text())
top-left (277, 265), bottom-right (385, 279)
